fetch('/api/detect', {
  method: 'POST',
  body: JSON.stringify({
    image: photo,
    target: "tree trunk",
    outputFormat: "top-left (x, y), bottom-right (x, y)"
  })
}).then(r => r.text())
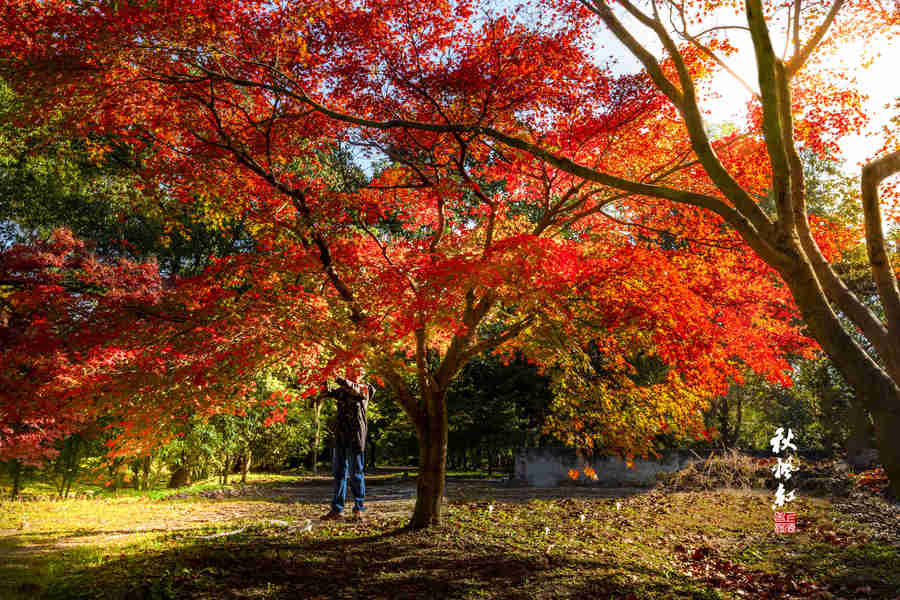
top-left (9, 459), bottom-right (22, 500)
top-left (409, 389), bottom-right (448, 529)
top-left (168, 451), bottom-right (191, 488)
top-left (222, 455), bottom-right (230, 485)
top-left (241, 448), bottom-right (252, 484)
top-left (168, 466), bottom-right (189, 488)
top-left (140, 455), bottom-right (152, 491)
top-left (845, 399), bottom-right (876, 471)
top-left (780, 256), bottom-right (900, 497)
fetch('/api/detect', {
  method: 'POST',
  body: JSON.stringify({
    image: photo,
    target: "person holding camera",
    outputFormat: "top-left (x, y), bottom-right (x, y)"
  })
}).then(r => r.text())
top-left (321, 375), bottom-right (373, 520)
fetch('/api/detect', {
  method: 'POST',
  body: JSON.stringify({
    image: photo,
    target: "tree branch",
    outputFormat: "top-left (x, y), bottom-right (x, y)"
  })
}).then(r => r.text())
top-left (785, 0), bottom-right (845, 77)
top-left (862, 150), bottom-right (900, 337)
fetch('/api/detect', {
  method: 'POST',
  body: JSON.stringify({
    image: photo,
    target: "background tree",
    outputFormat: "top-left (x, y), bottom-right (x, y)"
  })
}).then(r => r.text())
top-left (447, 354), bottom-right (554, 474)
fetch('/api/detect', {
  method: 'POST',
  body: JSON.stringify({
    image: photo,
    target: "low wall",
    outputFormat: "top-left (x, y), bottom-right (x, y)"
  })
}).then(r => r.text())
top-left (514, 447), bottom-right (698, 487)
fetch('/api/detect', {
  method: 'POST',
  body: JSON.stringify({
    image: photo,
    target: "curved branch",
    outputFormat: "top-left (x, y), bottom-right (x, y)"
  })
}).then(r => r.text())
top-left (862, 150), bottom-right (900, 336)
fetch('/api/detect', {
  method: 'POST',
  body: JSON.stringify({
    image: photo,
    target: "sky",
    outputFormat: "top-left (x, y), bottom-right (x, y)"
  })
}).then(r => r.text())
top-left (587, 1), bottom-right (897, 172)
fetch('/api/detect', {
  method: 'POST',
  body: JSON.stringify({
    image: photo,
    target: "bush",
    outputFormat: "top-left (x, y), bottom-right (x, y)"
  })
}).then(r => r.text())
top-left (656, 450), bottom-right (770, 491)
top-left (657, 450), bottom-right (856, 496)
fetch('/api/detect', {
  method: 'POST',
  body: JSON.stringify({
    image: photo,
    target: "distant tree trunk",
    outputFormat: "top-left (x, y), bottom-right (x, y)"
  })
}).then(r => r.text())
top-left (409, 388), bottom-right (448, 529)
top-left (221, 454), bottom-right (230, 485)
top-left (711, 392), bottom-right (743, 448)
top-left (140, 455), bottom-right (152, 491)
top-left (817, 383), bottom-right (843, 455)
top-left (168, 451), bottom-right (191, 488)
top-left (168, 466), bottom-right (189, 488)
top-left (107, 457), bottom-right (126, 492)
top-left (846, 399), bottom-right (877, 471)
top-left (368, 439), bottom-right (377, 471)
top-left (9, 459), bottom-right (22, 499)
top-left (241, 449), bottom-right (252, 484)
top-left (311, 397), bottom-right (322, 473)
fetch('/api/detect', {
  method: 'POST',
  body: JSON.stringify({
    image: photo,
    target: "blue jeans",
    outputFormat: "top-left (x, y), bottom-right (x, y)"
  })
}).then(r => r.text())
top-left (331, 446), bottom-right (365, 513)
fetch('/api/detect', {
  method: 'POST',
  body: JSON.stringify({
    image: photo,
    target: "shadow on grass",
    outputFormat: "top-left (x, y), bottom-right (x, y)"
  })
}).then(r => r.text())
top-left (774, 538), bottom-right (900, 598)
top-left (35, 525), bottom-right (711, 600)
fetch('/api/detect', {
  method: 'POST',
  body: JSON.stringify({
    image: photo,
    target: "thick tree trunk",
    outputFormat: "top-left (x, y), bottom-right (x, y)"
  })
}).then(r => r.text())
top-left (781, 255), bottom-right (900, 497)
top-left (409, 389), bottom-right (448, 529)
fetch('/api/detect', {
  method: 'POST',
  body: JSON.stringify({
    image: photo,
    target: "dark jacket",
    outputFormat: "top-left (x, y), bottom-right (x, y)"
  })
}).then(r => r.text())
top-left (327, 380), bottom-right (370, 451)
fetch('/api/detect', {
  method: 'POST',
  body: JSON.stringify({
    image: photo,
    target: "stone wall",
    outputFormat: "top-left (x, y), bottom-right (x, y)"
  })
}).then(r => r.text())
top-left (513, 447), bottom-right (698, 487)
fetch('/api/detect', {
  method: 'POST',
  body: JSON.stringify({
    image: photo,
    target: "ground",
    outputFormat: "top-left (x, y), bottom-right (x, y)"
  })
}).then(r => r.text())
top-left (1, 471), bottom-right (899, 599)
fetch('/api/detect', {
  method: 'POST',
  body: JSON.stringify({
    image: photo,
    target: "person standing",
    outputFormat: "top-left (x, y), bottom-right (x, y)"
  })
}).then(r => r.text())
top-left (322, 376), bottom-right (373, 520)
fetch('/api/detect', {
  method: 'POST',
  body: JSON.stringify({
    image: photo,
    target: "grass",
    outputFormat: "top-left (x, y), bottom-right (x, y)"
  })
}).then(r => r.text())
top-left (2, 477), bottom-right (898, 599)
top-left (0, 467), bottom-right (439, 502)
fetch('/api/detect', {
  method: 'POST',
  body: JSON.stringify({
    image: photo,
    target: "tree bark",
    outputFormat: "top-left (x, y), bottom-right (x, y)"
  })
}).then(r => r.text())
top-left (409, 389), bottom-right (448, 529)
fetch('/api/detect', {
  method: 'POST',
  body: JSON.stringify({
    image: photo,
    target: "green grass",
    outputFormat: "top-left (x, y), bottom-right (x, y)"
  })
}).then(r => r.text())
top-left (2, 482), bottom-right (898, 599)
top-left (0, 468), bottom-right (325, 501)
top-left (1, 468), bottom-right (437, 502)
top-left (0, 466), bottom-right (509, 504)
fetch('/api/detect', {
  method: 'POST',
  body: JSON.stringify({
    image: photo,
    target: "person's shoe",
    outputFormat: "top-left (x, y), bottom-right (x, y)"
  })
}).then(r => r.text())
top-left (351, 508), bottom-right (366, 520)
top-left (321, 510), bottom-right (342, 520)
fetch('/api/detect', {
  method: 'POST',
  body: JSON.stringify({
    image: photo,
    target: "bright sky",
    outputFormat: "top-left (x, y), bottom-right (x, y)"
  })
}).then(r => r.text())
top-left (592, 3), bottom-right (898, 172)
top-left (702, 38), bottom-right (897, 171)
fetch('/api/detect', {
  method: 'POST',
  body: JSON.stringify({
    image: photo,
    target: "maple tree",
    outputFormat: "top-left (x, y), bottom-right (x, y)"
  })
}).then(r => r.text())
top-left (0, 230), bottom-right (162, 467)
top-left (0, 0), bottom-right (869, 525)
